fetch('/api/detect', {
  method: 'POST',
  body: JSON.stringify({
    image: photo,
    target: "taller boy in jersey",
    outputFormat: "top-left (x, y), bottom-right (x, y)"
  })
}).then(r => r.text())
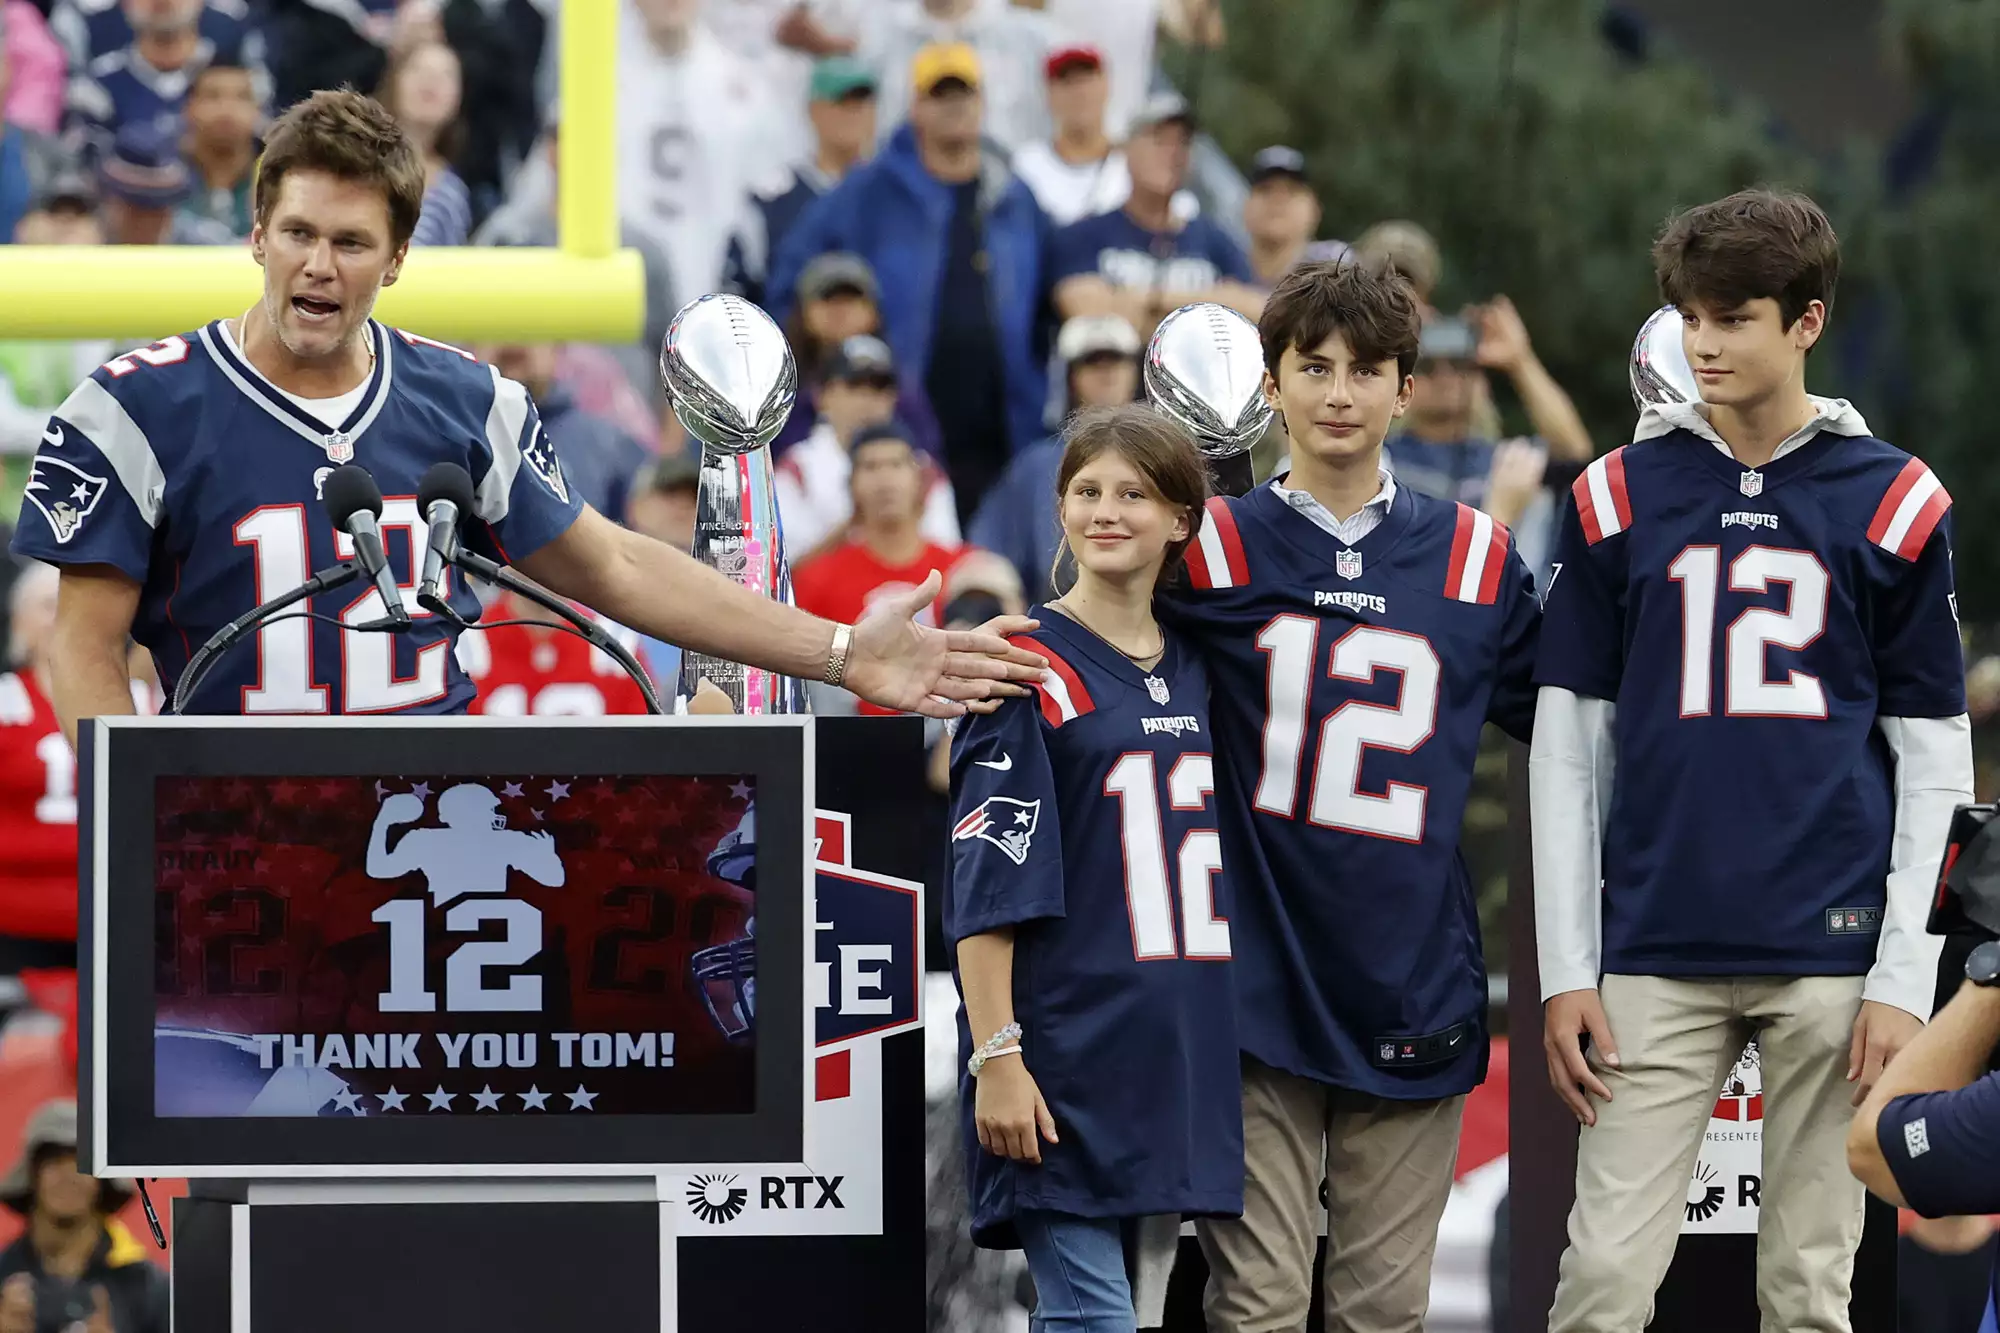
top-left (11, 90), bottom-right (1045, 736)
top-left (1160, 261), bottom-right (1540, 1331)
top-left (1533, 190), bottom-right (1974, 1331)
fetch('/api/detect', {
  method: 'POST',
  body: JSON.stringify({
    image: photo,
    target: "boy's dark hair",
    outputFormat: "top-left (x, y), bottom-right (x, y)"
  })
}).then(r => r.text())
top-left (1259, 260), bottom-right (1423, 381)
top-left (255, 89), bottom-right (427, 248)
top-left (1653, 189), bottom-right (1839, 329)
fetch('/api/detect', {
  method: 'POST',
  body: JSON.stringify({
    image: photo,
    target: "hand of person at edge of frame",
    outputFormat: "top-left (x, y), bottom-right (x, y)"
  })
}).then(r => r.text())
top-left (974, 1057), bottom-right (1059, 1164)
top-left (1544, 987), bottom-right (1620, 1127)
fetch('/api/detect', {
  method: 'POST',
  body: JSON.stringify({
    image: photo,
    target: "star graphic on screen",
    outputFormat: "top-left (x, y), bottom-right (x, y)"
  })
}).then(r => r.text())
top-left (566, 1085), bottom-right (598, 1111)
top-left (546, 780), bottom-right (570, 801)
top-left (531, 808), bottom-right (544, 821)
top-left (470, 1085), bottom-right (503, 1110)
top-left (729, 780), bottom-right (751, 801)
top-left (330, 1087), bottom-right (363, 1114)
top-left (410, 782), bottom-right (432, 799)
top-left (518, 1086), bottom-right (550, 1110)
top-left (502, 782), bottom-right (525, 798)
top-left (376, 1087), bottom-right (407, 1112)
top-left (424, 1086), bottom-right (456, 1111)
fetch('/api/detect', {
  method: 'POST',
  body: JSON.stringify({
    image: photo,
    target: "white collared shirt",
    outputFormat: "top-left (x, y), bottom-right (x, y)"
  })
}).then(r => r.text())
top-left (1269, 468), bottom-right (1397, 546)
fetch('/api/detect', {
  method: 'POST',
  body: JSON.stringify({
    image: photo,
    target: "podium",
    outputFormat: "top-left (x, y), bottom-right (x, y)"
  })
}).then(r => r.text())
top-left (77, 714), bottom-right (930, 1333)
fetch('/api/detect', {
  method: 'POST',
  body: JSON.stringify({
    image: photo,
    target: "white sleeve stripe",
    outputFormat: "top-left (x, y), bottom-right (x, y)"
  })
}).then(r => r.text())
top-left (475, 366), bottom-right (530, 524)
top-left (1877, 469), bottom-right (1943, 556)
top-left (1194, 521), bottom-right (1234, 589)
top-left (1456, 509), bottom-right (1494, 601)
top-left (1585, 457), bottom-right (1624, 539)
top-left (1039, 671), bottom-right (1079, 721)
top-left (56, 379), bottom-right (165, 528)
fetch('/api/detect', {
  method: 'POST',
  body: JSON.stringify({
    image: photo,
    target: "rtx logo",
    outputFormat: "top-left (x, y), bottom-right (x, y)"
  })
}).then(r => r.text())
top-left (760, 1175), bottom-right (845, 1210)
top-left (686, 1174), bottom-right (750, 1224)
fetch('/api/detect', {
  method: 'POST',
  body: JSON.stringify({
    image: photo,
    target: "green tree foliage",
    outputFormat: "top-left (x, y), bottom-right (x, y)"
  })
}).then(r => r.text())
top-left (1165, 0), bottom-right (1813, 460)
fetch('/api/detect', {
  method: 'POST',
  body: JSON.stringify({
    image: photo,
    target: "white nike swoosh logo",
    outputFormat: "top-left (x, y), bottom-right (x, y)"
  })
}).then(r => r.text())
top-left (975, 755), bottom-right (1013, 771)
top-left (41, 424), bottom-right (62, 448)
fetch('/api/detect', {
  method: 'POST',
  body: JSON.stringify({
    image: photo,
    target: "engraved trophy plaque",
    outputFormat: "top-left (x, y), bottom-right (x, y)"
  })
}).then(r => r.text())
top-left (1144, 302), bottom-right (1273, 497)
top-left (660, 293), bottom-right (808, 714)
top-left (1630, 304), bottom-right (1699, 408)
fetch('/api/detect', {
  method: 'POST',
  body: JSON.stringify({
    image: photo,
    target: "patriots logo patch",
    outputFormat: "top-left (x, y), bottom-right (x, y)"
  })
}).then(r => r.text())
top-left (24, 454), bottom-right (109, 544)
top-left (952, 796), bottom-right (1040, 866)
top-left (522, 421), bottom-right (569, 503)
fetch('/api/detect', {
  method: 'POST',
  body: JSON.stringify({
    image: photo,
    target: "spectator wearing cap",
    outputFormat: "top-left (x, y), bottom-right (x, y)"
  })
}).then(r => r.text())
top-left (1352, 218), bottom-right (1444, 309)
top-left (1010, 44), bottom-right (1135, 228)
top-left (725, 54), bottom-right (877, 307)
top-left (776, 334), bottom-right (960, 559)
top-left (1242, 145), bottom-right (1348, 287)
top-left (770, 251), bottom-right (943, 460)
top-left (97, 116), bottom-right (233, 244)
top-left (1, 30), bottom-right (68, 245)
top-left (177, 48), bottom-right (257, 240)
top-left (861, 0), bottom-right (1056, 155)
top-left (4, 1), bottom-right (68, 137)
top-left (63, 4), bottom-right (268, 169)
top-left (0, 1100), bottom-right (167, 1333)
top-left (1030, 0), bottom-right (1224, 137)
top-left (967, 312), bottom-right (1141, 603)
top-left (1050, 91), bottom-right (1261, 341)
top-left (771, 42), bottom-right (1050, 524)
top-left (792, 419), bottom-right (980, 714)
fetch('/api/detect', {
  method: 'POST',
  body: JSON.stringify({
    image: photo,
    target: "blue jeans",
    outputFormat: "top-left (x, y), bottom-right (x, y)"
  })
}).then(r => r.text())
top-left (1014, 1210), bottom-right (1136, 1333)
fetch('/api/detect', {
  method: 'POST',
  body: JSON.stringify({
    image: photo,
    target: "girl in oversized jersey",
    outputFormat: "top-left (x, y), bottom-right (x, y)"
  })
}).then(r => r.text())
top-left (946, 405), bottom-right (1241, 1333)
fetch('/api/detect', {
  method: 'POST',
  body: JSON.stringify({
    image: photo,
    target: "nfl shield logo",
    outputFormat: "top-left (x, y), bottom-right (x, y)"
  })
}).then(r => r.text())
top-left (1739, 469), bottom-right (1763, 497)
top-left (1336, 548), bottom-right (1363, 580)
top-left (1379, 1043), bottom-right (1396, 1062)
top-left (1146, 675), bottom-right (1171, 705)
top-left (322, 431), bottom-right (354, 464)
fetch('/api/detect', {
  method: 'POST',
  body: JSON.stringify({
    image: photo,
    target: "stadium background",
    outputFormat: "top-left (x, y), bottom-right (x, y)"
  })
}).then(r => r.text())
top-left (3, 1), bottom-right (2000, 1330)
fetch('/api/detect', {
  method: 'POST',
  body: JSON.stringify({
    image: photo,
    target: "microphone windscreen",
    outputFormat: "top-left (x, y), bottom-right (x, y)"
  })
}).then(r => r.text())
top-left (416, 461), bottom-right (478, 523)
top-left (321, 464), bottom-right (385, 530)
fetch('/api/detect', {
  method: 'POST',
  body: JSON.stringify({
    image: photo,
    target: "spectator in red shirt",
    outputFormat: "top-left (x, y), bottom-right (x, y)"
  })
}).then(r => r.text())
top-left (792, 421), bottom-right (975, 714)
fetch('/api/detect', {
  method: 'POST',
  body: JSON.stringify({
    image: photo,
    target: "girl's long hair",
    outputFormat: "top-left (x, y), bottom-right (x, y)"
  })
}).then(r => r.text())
top-left (1048, 404), bottom-right (1210, 596)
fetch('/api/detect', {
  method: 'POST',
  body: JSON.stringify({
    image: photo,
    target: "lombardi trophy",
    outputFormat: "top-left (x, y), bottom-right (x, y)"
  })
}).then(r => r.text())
top-left (660, 293), bottom-right (809, 714)
top-left (1144, 302), bottom-right (1273, 498)
top-left (1629, 304), bottom-right (1699, 409)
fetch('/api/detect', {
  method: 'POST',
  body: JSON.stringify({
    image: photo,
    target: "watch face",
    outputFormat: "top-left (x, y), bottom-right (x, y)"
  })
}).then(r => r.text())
top-left (1967, 940), bottom-right (2000, 987)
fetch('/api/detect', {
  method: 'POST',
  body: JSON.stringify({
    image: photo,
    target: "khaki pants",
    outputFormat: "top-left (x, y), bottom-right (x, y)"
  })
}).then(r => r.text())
top-left (1549, 974), bottom-right (1868, 1333)
top-left (1196, 1057), bottom-right (1465, 1333)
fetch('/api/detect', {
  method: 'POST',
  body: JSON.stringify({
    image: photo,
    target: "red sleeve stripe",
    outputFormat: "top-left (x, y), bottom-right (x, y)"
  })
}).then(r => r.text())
top-left (1867, 458), bottom-right (1952, 561)
top-left (1013, 636), bottom-right (1094, 726)
top-left (1445, 505), bottom-right (1509, 604)
top-left (1573, 448), bottom-right (1632, 545)
top-left (1186, 495), bottom-right (1249, 590)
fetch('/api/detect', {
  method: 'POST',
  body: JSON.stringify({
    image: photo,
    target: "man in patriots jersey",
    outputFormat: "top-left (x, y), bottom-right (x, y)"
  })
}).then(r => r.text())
top-left (459, 586), bottom-right (650, 717)
top-left (948, 407), bottom-right (1239, 1330)
top-left (1158, 260), bottom-right (1540, 1331)
top-left (1533, 190), bottom-right (1974, 1332)
top-left (11, 90), bottom-right (1044, 738)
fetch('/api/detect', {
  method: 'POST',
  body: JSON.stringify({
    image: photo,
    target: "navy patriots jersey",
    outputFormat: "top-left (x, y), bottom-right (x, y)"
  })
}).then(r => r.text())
top-left (1535, 428), bottom-right (1967, 977)
top-left (1158, 483), bottom-right (1540, 1099)
top-left (65, 34), bottom-right (265, 164)
top-left (10, 321), bottom-right (582, 715)
top-left (946, 611), bottom-right (1241, 1247)
top-left (52, 0), bottom-right (263, 68)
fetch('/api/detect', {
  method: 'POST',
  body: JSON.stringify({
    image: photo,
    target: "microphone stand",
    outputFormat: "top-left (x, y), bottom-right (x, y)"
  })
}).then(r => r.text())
top-left (423, 547), bottom-right (668, 717)
top-left (171, 563), bottom-right (364, 715)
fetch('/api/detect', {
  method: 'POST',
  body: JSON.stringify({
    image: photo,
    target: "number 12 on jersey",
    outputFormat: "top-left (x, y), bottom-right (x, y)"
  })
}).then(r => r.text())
top-left (1106, 752), bottom-right (1229, 961)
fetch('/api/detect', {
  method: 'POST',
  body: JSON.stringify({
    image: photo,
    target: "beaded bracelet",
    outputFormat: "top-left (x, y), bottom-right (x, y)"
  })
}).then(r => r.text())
top-left (967, 1022), bottom-right (1023, 1076)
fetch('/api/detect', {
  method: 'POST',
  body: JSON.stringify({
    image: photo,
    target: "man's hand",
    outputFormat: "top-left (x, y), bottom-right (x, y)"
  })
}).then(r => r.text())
top-left (1849, 999), bottom-right (1922, 1106)
top-left (1545, 988), bottom-right (1620, 1126)
top-left (1472, 295), bottom-right (1537, 376)
top-left (0, 1273), bottom-right (36, 1333)
top-left (973, 1058), bottom-right (1059, 1164)
top-left (842, 572), bottom-right (1046, 718)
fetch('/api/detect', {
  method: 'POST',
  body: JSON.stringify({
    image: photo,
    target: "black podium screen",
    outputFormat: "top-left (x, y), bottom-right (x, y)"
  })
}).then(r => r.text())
top-left (153, 773), bottom-right (756, 1118)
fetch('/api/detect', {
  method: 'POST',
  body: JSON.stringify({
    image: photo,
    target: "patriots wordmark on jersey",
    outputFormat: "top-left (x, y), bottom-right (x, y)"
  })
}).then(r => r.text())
top-left (1536, 420), bottom-right (1967, 977)
top-left (10, 321), bottom-right (584, 715)
top-left (1158, 484), bottom-right (1541, 1100)
top-left (945, 612), bottom-right (1242, 1246)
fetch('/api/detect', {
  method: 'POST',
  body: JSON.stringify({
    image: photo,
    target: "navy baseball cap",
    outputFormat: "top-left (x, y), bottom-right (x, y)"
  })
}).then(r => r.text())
top-left (822, 334), bottom-right (897, 386)
top-left (1250, 145), bottom-right (1309, 185)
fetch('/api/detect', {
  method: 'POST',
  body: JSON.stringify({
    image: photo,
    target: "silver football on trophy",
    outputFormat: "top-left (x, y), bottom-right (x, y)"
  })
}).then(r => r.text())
top-left (1144, 303), bottom-right (1272, 460)
top-left (660, 293), bottom-right (798, 454)
top-left (1629, 304), bottom-right (1699, 409)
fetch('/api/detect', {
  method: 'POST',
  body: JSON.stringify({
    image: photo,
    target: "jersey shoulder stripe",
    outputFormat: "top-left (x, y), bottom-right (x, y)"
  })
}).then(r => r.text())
top-left (1012, 634), bottom-right (1095, 727)
top-left (1866, 456), bottom-right (1951, 561)
top-left (1571, 447), bottom-right (1632, 544)
top-left (1185, 494), bottom-right (1249, 589)
top-left (1444, 503), bottom-right (1509, 604)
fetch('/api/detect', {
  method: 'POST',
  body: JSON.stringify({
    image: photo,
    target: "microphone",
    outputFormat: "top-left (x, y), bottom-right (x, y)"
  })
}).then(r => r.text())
top-left (321, 465), bottom-right (409, 627)
top-left (415, 462), bottom-right (477, 619)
